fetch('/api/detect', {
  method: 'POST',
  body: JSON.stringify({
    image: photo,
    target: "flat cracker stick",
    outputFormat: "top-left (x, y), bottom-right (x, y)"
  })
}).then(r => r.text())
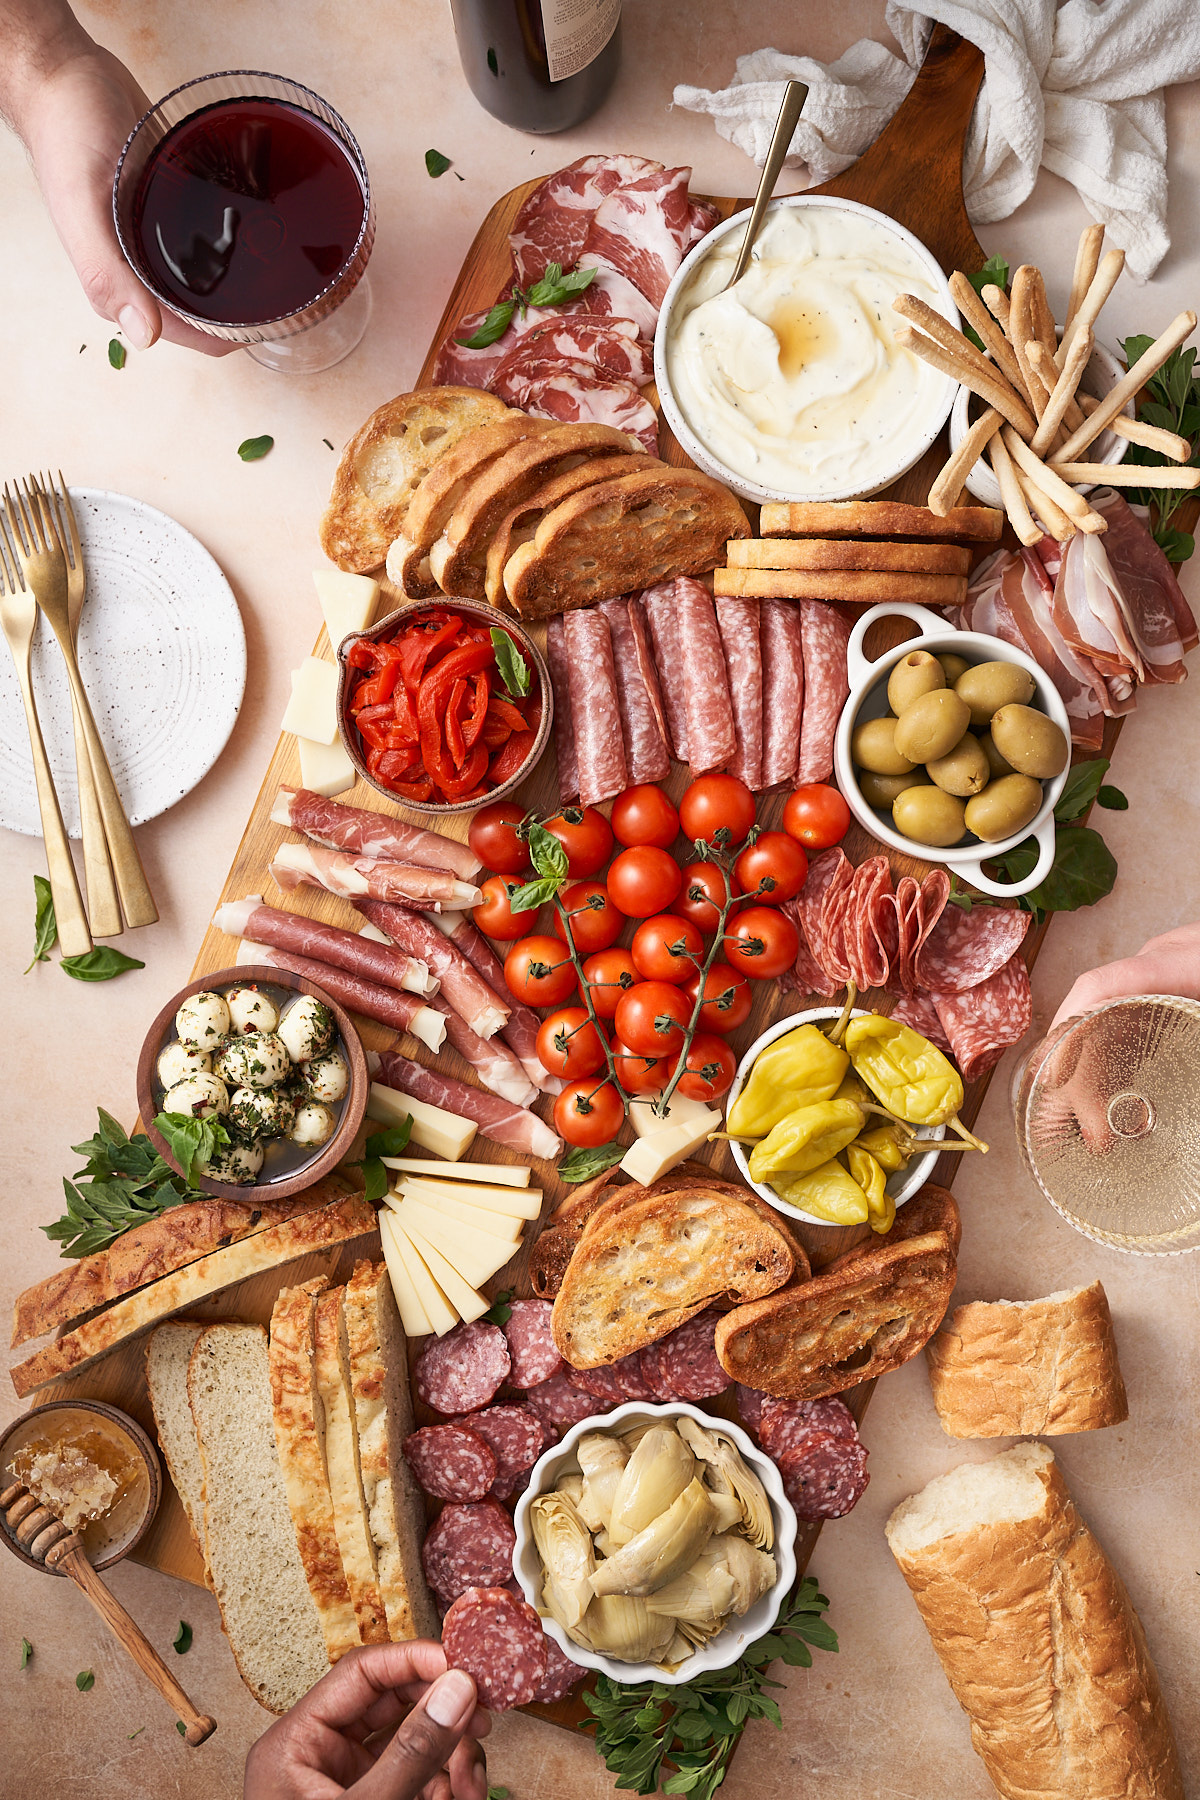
top-left (1081, 394), bottom-right (1191, 462)
top-left (1064, 224), bottom-right (1105, 339)
top-left (894, 323), bottom-right (1037, 438)
top-left (1012, 464), bottom-right (1078, 540)
top-left (1057, 249), bottom-right (1125, 369)
top-left (929, 405), bottom-right (1001, 515)
top-left (1055, 311), bottom-right (1199, 462)
top-left (989, 432), bottom-right (1042, 546)
top-left (1002, 426), bottom-right (1106, 531)
top-left (947, 273), bottom-right (1032, 403)
top-left (1008, 267), bottom-right (1051, 418)
top-left (1029, 331), bottom-right (1094, 456)
top-left (757, 500), bottom-right (1003, 541)
top-left (1048, 460), bottom-right (1200, 490)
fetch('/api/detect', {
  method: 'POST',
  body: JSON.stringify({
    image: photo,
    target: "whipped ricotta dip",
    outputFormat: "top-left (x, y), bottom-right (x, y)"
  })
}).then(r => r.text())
top-left (662, 203), bottom-right (957, 498)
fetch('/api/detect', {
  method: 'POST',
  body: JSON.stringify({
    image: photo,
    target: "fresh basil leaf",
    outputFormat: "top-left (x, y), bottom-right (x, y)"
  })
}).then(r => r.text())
top-left (481, 1288), bottom-right (514, 1326)
top-left (491, 628), bottom-right (531, 698)
top-left (1098, 784), bottom-right (1129, 810)
top-left (20, 1638), bottom-right (32, 1669)
top-left (456, 299), bottom-right (516, 349)
top-left (962, 254), bottom-right (1010, 349)
top-left (361, 1158), bottom-right (388, 1204)
top-left (365, 1122), bottom-right (413, 1160)
top-left (60, 946), bottom-right (145, 982)
top-left (26, 874), bottom-right (57, 971)
top-left (154, 1111), bottom-right (228, 1187)
top-left (173, 1621), bottom-right (193, 1655)
top-left (558, 1142), bottom-right (625, 1183)
top-left (505, 876), bottom-right (557, 915)
top-left (527, 820), bottom-right (569, 883)
top-left (992, 825), bottom-right (1118, 917)
top-left (237, 435), bottom-right (274, 462)
top-left (176, 1721), bottom-right (187, 1736)
top-left (526, 261), bottom-right (597, 308)
top-left (1120, 333), bottom-right (1155, 369)
top-left (425, 148), bottom-right (451, 178)
top-left (128, 1727), bottom-right (144, 1739)
top-left (1053, 758), bottom-right (1109, 822)
top-left (1155, 526), bottom-right (1194, 563)
top-left (76, 1670), bottom-right (95, 1691)
top-left (108, 339), bottom-right (126, 370)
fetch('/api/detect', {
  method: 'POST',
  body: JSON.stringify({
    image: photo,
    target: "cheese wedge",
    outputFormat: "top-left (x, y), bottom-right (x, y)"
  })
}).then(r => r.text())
top-left (282, 656), bottom-right (340, 745)
top-left (390, 1175), bottom-right (542, 1222)
top-left (377, 1213), bottom-right (434, 1337)
top-left (391, 1184), bottom-right (522, 1244)
top-left (381, 1157), bottom-right (531, 1189)
top-left (379, 1212), bottom-right (454, 1336)
top-left (297, 734), bottom-right (357, 799)
top-left (397, 1220), bottom-right (489, 1326)
top-left (620, 1108), bottom-right (723, 1185)
top-left (314, 569), bottom-right (379, 650)
top-left (629, 1092), bottom-right (720, 1139)
top-left (367, 1083), bottom-right (476, 1161)
top-left (392, 1197), bottom-right (515, 1289)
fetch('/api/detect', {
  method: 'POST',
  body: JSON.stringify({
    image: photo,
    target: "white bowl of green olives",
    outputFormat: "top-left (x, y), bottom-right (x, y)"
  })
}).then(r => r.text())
top-left (835, 603), bottom-right (1072, 899)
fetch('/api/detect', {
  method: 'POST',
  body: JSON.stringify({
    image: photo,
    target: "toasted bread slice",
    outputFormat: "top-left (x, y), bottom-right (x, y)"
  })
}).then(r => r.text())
top-left (758, 500), bottom-right (1003, 542)
top-left (713, 566), bottom-right (969, 605)
top-left (531, 1171), bottom-right (629, 1299)
top-left (485, 454), bottom-right (650, 607)
top-left (826, 1184), bottom-right (961, 1276)
top-left (428, 422), bottom-right (639, 600)
top-left (320, 387), bottom-right (510, 574)
top-left (714, 1231), bottom-right (957, 1400)
top-left (145, 1321), bottom-right (211, 1586)
top-left (386, 415), bottom-right (550, 598)
top-left (726, 539), bottom-right (972, 575)
top-left (551, 1181), bottom-right (796, 1368)
top-left (313, 1287), bottom-right (389, 1643)
top-left (503, 466), bottom-right (751, 618)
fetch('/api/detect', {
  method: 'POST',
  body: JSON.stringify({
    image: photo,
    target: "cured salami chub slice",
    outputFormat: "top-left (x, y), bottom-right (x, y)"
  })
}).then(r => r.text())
top-left (759, 599), bottom-right (804, 789)
top-left (787, 848), bottom-right (849, 997)
top-left (565, 608), bottom-right (629, 806)
top-left (674, 577), bottom-right (736, 777)
top-left (442, 1585), bottom-right (548, 1710)
top-left (817, 851), bottom-right (857, 986)
top-left (532, 1629), bottom-right (585, 1703)
top-left (546, 616), bottom-right (580, 803)
top-left (889, 990), bottom-right (953, 1055)
top-left (932, 953), bottom-right (1033, 1085)
top-left (777, 1432), bottom-right (870, 1521)
top-left (504, 1298), bottom-right (565, 1390)
top-left (522, 1371), bottom-right (611, 1439)
top-left (422, 1501), bottom-right (517, 1608)
top-left (759, 1395), bottom-right (859, 1458)
top-left (778, 900), bottom-right (839, 1000)
top-left (656, 1310), bottom-right (730, 1401)
top-left (272, 786), bottom-right (482, 881)
top-left (611, 1350), bottom-right (655, 1401)
top-left (454, 1405), bottom-right (546, 1500)
top-left (736, 1385), bottom-right (765, 1435)
top-left (795, 602), bottom-right (852, 785)
top-left (599, 597), bottom-right (670, 784)
top-left (845, 856), bottom-right (896, 993)
top-left (914, 904), bottom-right (1031, 996)
top-left (403, 1423), bottom-right (497, 1502)
top-left (415, 1321), bottom-right (511, 1417)
top-left (716, 595), bottom-right (763, 790)
top-left (637, 1339), bottom-right (676, 1403)
top-left (567, 1362), bottom-right (627, 1404)
top-left (640, 579), bottom-right (689, 761)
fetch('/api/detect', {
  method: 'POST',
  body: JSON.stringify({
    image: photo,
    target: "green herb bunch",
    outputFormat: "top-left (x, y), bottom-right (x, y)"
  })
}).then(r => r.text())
top-left (1116, 337), bottom-right (1199, 564)
top-left (43, 1108), bottom-right (229, 1258)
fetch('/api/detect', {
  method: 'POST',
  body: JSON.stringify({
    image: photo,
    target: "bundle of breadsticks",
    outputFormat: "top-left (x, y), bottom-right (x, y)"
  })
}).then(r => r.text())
top-left (893, 225), bottom-right (1199, 543)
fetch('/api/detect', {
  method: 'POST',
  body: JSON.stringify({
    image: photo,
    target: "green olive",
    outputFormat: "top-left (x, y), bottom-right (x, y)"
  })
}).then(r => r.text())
top-left (886, 650), bottom-right (945, 716)
top-left (893, 689), bottom-right (971, 764)
top-left (851, 715), bottom-right (916, 776)
top-left (892, 785), bottom-right (967, 848)
top-left (963, 774), bottom-right (1045, 842)
top-left (979, 730), bottom-right (1015, 779)
top-left (927, 732), bottom-right (990, 797)
top-left (989, 704), bottom-right (1070, 778)
top-left (937, 652), bottom-right (971, 685)
top-left (858, 769), bottom-right (932, 808)
top-left (953, 659), bottom-right (1036, 727)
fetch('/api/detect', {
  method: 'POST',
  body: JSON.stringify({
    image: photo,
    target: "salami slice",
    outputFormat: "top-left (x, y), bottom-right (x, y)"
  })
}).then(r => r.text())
top-left (890, 990), bottom-right (953, 1054)
top-left (442, 1585), bottom-right (548, 1710)
top-left (504, 1298), bottom-right (565, 1389)
top-left (656, 1310), bottom-right (730, 1401)
top-left (760, 1396), bottom-right (859, 1458)
top-left (599, 596), bottom-right (671, 784)
top-left (567, 1362), bottom-right (628, 1404)
top-left (629, 597), bottom-right (672, 762)
top-left (455, 1405), bottom-right (546, 1500)
top-left (888, 874), bottom-right (921, 996)
top-left (736, 1385), bottom-right (765, 1435)
top-left (818, 852), bottom-right (857, 986)
top-left (778, 904), bottom-right (840, 1000)
top-left (565, 608), bottom-right (629, 806)
top-left (403, 1423), bottom-right (497, 1502)
top-left (844, 856), bottom-right (897, 993)
top-left (546, 616), bottom-right (580, 803)
top-left (675, 577), bottom-right (736, 777)
top-left (790, 849), bottom-right (849, 996)
top-left (522, 1372), bottom-right (609, 1439)
top-left (422, 1501), bottom-right (517, 1608)
top-left (415, 1321), bottom-right (511, 1417)
top-left (638, 1340), bottom-right (677, 1402)
top-left (932, 953), bottom-right (1033, 1085)
top-left (897, 870), bottom-right (951, 998)
top-left (641, 580), bottom-right (689, 761)
top-left (795, 602), bottom-right (852, 785)
top-left (914, 903), bottom-right (1032, 995)
top-left (532, 1629), bottom-right (585, 1703)
top-left (759, 599), bottom-right (804, 788)
top-left (611, 1350), bottom-right (655, 1401)
top-left (715, 596), bottom-right (763, 790)
top-left (777, 1433), bottom-right (870, 1521)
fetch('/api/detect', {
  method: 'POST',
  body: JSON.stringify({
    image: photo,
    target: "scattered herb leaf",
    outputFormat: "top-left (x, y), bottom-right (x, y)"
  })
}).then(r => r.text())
top-left (482, 1289), bottom-right (514, 1326)
top-left (989, 825), bottom-right (1118, 922)
top-left (457, 300), bottom-right (518, 350)
top-left (558, 1141), bottom-right (625, 1183)
top-left (454, 171), bottom-right (464, 182)
top-left (961, 254), bottom-right (1011, 350)
top-left (1098, 784), bottom-right (1129, 810)
top-left (76, 1670), bottom-right (95, 1691)
top-left (108, 339), bottom-right (126, 370)
top-left (173, 1621), bottom-right (193, 1655)
top-left (486, 47), bottom-right (498, 75)
top-left (1053, 758), bottom-right (1109, 823)
top-left (26, 874), bottom-right (57, 971)
top-left (1116, 336), bottom-right (1199, 563)
top-left (491, 628), bottom-right (531, 698)
top-left (61, 946), bottom-right (145, 982)
top-left (238, 435), bottom-right (274, 462)
top-left (322, 437), bottom-right (334, 451)
top-left (176, 1721), bottom-right (187, 1736)
top-left (79, 344), bottom-right (86, 354)
top-left (455, 261), bottom-right (597, 348)
top-left (43, 1114), bottom-right (194, 1258)
top-left (154, 1112), bottom-right (229, 1188)
top-left (20, 1638), bottom-right (32, 1668)
top-left (945, 874), bottom-right (974, 913)
top-left (356, 1119), bottom-right (413, 1204)
top-left (128, 1726), bottom-right (144, 1739)
top-left (508, 823), bottom-right (570, 913)
top-left (426, 149), bottom-right (452, 178)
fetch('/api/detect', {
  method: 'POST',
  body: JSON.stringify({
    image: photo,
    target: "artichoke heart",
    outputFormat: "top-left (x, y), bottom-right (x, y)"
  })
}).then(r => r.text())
top-left (556, 1469), bottom-right (585, 1508)
top-left (589, 1477), bottom-right (717, 1598)
top-left (531, 1490), bottom-right (596, 1630)
top-left (644, 1543), bottom-right (737, 1629)
top-left (676, 1416), bottom-right (774, 1552)
top-left (574, 1593), bottom-right (675, 1664)
top-left (658, 1627), bottom-right (698, 1671)
top-left (575, 1431), bottom-right (629, 1534)
top-left (608, 1426), bottom-right (695, 1548)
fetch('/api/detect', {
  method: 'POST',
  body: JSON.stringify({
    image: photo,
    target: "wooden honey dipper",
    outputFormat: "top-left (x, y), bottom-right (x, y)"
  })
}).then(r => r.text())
top-left (1, 1478), bottom-right (216, 1744)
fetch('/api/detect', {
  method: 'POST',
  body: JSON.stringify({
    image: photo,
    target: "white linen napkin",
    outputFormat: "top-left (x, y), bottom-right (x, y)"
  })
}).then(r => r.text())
top-left (673, 1), bottom-right (1200, 277)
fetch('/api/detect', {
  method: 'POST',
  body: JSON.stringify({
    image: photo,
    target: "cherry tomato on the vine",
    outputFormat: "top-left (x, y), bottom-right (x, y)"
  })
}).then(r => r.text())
top-left (473, 874), bottom-right (539, 942)
top-left (610, 784), bottom-right (680, 850)
top-left (467, 801), bottom-right (529, 877)
top-left (733, 831), bottom-right (809, 906)
top-left (554, 1079), bottom-right (626, 1147)
top-left (630, 913), bottom-right (704, 984)
top-left (535, 1007), bottom-right (607, 1080)
top-left (606, 846), bottom-right (683, 918)
top-left (614, 981), bottom-right (692, 1058)
top-left (723, 906), bottom-right (800, 980)
top-left (552, 881), bottom-right (622, 954)
top-left (504, 935), bottom-right (577, 1008)
top-left (783, 783), bottom-right (852, 851)
top-left (541, 806), bottom-right (613, 878)
top-left (674, 1031), bottom-right (738, 1103)
top-left (580, 947), bottom-right (639, 1019)
top-left (682, 961), bottom-right (753, 1033)
top-left (611, 1040), bottom-right (669, 1095)
top-left (671, 861), bottom-right (733, 933)
top-left (679, 773), bottom-right (756, 849)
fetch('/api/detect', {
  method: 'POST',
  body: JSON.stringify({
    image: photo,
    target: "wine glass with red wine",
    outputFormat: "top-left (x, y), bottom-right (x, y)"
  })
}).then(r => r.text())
top-left (114, 71), bottom-right (374, 373)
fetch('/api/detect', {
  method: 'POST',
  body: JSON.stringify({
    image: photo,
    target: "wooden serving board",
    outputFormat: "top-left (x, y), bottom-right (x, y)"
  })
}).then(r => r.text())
top-left (27, 20), bottom-right (1126, 1739)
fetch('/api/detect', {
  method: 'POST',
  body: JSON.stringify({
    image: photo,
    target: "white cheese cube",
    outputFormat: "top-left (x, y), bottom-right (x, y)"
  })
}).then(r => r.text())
top-left (313, 568), bottom-right (379, 650)
top-left (619, 1108), bottom-right (723, 1184)
top-left (629, 1092), bottom-right (721, 1139)
top-left (297, 733), bottom-right (357, 798)
top-left (281, 656), bottom-right (340, 745)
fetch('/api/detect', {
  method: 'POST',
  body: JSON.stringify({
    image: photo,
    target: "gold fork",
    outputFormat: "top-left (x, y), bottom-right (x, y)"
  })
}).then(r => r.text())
top-left (0, 508), bottom-right (92, 955)
top-left (5, 479), bottom-right (158, 928)
top-left (41, 476), bottom-right (122, 938)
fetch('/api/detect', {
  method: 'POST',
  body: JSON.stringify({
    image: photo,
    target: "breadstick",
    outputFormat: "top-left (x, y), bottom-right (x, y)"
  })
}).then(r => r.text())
top-left (1048, 460), bottom-right (1200, 489)
top-left (1057, 249), bottom-right (1125, 368)
top-left (1012, 465), bottom-right (1078, 540)
top-left (894, 324), bottom-right (1038, 438)
top-left (1002, 427), bottom-right (1106, 530)
top-left (929, 406), bottom-right (1001, 515)
top-left (989, 432), bottom-right (1042, 546)
top-left (1030, 331), bottom-right (1094, 456)
top-left (1080, 393), bottom-right (1192, 463)
top-left (947, 273), bottom-right (1032, 404)
top-left (1064, 224), bottom-right (1105, 339)
top-left (892, 294), bottom-right (1000, 383)
top-left (981, 283), bottom-right (1011, 331)
top-left (1055, 311), bottom-right (1199, 462)
top-left (1026, 267), bottom-right (1059, 362)
top-left (1008, 267), bottom-right (1051, 418)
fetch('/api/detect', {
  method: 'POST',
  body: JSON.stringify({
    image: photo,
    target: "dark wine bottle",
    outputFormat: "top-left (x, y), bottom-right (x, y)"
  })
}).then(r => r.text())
top-left (449, 0), bottom-right (620, 134)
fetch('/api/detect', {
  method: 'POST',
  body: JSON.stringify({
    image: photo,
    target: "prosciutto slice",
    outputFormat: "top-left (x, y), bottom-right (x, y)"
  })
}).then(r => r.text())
top-left (759, 599), bottom-right (804, 788)
top-left (428, 913), bottom-right (560, 1095)
top-left (489, 316), bottom-right (650, 393)
top-left (574, 262), bottom-right (660, 341)
top-left (213, 898), bottom-right (436, 996)
top-left (509, 365), bottom-right (659, 455)
top-left (509, 154), bottom-right (664, 286)
top-left (565, 608), bottom-right (628, 804)
top-left (545, 616), bottom-right (579, 803)
top-left (963, 550), bottom-right (1110, 749)
top-left (271, 788), bottom-right (481, 881)
top-left (1051, 531), bottom-right (1145, 692)
top-left (715, 596), bottom-right (763, 790)
top-left (430, 298), bottom-right (573, 390)
top-left (598, 597), bottom-right (670, 783)
top-left (426, 999), bottom-right (537, 1108)
top-left (240, 942), bottom-right (445, 1051)
top-left (641, 580), bottom-right (689, 761)
top-left (675, 578), bottom-right (736, 776)
top-left (269, 842), bottom-right (479, 910)
top-left (1092, 487), bottom-right (1196, 678)
top-left (795, 602), bottom-right (851, 785)
top-left (581, 166), bottom-right (695, 309)
top-left (373, 1052), bottom-right (562, 1162)
top-left (352, 900), bottom-right (510, 1038)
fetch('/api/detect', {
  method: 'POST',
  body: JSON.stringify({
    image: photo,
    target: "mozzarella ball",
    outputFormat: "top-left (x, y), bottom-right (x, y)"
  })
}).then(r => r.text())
top-left (290, 1101), bottom-right (336, 1148)
top-left (163, 1072), bottom-right (229, 1120)
top-left (215, 1032), bottom-right (291, 1091)
top-left (225, 985), bottom-right (280, 1036)
top-left (200, 1139), bottom-right (264, 1185)
top-left (305, 1050), bottom-right (349, 1105)
top-left (278, 996), bottom-right (336, 1064)
top-left (229, 1085), bottom-right (296, 1141)
top-left (175, 991), bottom-right (231, 1052)
top-left (157, 1040), bottom-right (211, 1090)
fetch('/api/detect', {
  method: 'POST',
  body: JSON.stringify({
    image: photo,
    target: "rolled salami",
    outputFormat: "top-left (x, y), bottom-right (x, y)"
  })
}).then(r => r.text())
top-left (353, 901), bottom-right (510, 1038)
top-left (759, 598), bottom-right (804, 788)
top-left (270, 786), bottom-right (481, 880)
top-left (428, 913), bottom-right (560, 1094)
top-left (269, 841), bottom-right (479, 910)
top-left (373, 1051), bottom-right (563, 1162)
top-left (545, 617), bottom-right (580, 804)
top-left (641, 579), bottom-right (689, 760)
top-left (213, 897), bottom-right (436, 995)
top-left (238, 942), bottom-right (446, 1051)
top-left (598, 596), bottom-right (670, 783)
top-left (675, 577), bottom-right (736, 777)
top-left (427, 998), bottom-right (537, 1108)
top-left (795, 602), bottom-right (851, 785)
top-left (564, 608), bottom-right (628, 805)
top-left (716, 595), bottom-right (763, 789)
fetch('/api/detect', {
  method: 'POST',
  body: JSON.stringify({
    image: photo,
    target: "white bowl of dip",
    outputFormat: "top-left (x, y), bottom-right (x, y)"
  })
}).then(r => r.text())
top-left (654, 195), bottom-right (960, 507)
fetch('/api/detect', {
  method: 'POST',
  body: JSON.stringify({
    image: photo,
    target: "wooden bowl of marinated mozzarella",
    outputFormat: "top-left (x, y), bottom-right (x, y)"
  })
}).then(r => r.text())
top-left (135, 965), bottom-right (368, 1199)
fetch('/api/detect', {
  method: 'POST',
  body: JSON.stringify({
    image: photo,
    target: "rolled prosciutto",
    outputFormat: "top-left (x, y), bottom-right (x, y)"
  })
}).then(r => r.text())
top-left (598, 596), bottom-right (670, 783)
top-left (564, 608), bottom-right (628, 805)
top-left (353, 900), bottom-right (510, 1038)
top-left (759, 599), bottom-right (804, 788)
top-left (213, 898), bottom-right (436, 996)
top-left (675, 578), bottom-right (736, 777)
top-left (270, 787), bottom-right (482, 881)
top-left (270, 841), bottom-right (480, 910)
top-left (237, 942), bottom-right (445, 1052)
top-left (427, 999), bottom-right (537, 1108)
top-left (372, 1052), bottom-right (562, 1162)
top-left (715, 595), bottom-right (763, 790)
top-left (428, 913), bottom-right (560, 1094)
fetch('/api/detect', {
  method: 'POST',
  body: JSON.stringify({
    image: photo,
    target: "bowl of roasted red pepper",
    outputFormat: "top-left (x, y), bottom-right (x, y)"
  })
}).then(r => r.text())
top-left (338, 600), bottom-right (552, 812)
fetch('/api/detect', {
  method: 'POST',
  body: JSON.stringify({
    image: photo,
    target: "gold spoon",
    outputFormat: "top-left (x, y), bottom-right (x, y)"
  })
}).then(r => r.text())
top-left (724, 78), bottom-right (809, 290)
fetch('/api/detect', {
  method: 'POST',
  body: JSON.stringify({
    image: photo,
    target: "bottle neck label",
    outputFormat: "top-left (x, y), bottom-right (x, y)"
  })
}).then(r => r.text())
top-left (540, 0), bottom-right (619, 81)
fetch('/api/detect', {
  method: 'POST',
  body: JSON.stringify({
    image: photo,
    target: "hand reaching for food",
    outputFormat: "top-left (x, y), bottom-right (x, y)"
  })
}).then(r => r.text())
top-left (1049, 919), bottom-right (1200, 1030)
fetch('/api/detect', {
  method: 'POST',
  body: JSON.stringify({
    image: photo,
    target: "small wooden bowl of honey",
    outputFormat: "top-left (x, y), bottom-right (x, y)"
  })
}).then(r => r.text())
top-left (0, 1400), bottom-right (160, 1574)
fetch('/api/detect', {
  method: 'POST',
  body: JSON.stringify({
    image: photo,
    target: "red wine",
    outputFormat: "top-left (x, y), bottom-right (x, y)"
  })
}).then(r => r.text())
top-left (450, 0), bottom-right (620, 133)
top-left (131, 98), bottom-right (366, 324)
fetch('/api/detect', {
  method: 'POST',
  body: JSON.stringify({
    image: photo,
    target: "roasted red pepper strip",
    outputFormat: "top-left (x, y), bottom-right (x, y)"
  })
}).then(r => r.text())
top-left (461, 670), bottom-right (491, 751)
top-left (417, 639), bottom-right (495, 790)
top-left (434, 741), bottom-right (489, 799)
top-left (445, 677), bottom-right (469, 767)
top-left (489, 729), bottom-right (536, 785)
top-left (487, 694), bottom-right (529, 733)
top-left (391, 683), bottom-right (419, 743)
top-left (398, 616), bottom-right (463, 693)
top-left (345, 639), bottom-right (378, 672)
top-left (354, 641), bottom-right (404, 708)
top-left (481, 713), bottom-right (513, 751)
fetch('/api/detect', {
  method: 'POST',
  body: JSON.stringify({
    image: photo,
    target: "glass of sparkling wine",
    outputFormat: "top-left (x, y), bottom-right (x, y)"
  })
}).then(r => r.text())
top-left (113, 71), bottom-right (374, 373)
top-left (1012, 993), bottom-right (1200, 1254)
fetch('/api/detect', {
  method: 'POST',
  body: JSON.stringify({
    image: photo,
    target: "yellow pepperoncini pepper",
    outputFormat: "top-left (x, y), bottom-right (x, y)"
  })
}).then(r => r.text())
top-left (855, 1125), bottom-right (909, 1174)
top-left (844, 1015), bottom-right (964, 1127)
top-left (845, 1143), bottom-right (896, 1235)
top-left (748, 1099), bottom-right (866, 1182)
top-left (727, 1024), bottom-right (849, 1139)
top-left (772, 1159), bottom-right (870, 1225)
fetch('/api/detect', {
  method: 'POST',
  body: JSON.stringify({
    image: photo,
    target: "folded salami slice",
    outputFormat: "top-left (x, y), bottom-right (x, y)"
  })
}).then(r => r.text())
top-left (565, 608), bottom-right (629, 806)
top-left (213, 898), bottom-right (435, 995)
top-left (931, 953), bottom-right (1033, 1084)
top-left (599, 596), bottom-right (670, 783)
top-left (442, 1585), bottom-right (548, 1710)
top-left (777, 1432), bottom-right (870, 1520)
top-left (355, 901), bottom-right (510, 1038)
top-left (914, 903), bottom-right (1031, 996)
top-left (373, 1051), bottom-right (563, 1162)
top-left (271, 786), bottom-right (481, 881)
top-left (521, 1371), bottom-right (610, 1439)
top-left (269, 841), bottom-right (478, 911)
top-left (676, 577), bottom-right (736, 777)
top-left (845, 856), bottom-right (897, 993)
top-left (784, 849), bottom-right (848, 998)
top-left (504, 1299), bottom-right (564, 1388)
top-left (426, 998), bottom-right (538, 1108)
top-left (759, 599), bottom-right (804, 789)
top-left (817, 852), bottom-right (857, 986)
top-left (403, 1423), bottom-right (498, 1502)
top-left (736, 1385), bottom-right (765, 1436)
top-left (628, 597), bottom-right (672, 765)
top-left (640, 579), bottom-right (689, 760)
top-left (428, 914), bottom-right (560, 1095)
top-left (567, 1362), bottom-right (627, 1404)
top-left (888, 875), bottom-right (921, 997)
top-left (242, 943), bottom-right (445, 1051)
top-left (422, 1503), bottom-right (517, 1609)
top-left (760, 1396), bottom-right (859, 1458)
top-left (901, 871), bottom-right (951, 999)
top-left (889, 990), bottom-right (953, 1055)
top-left (455, 1405), bottom-right (546, 1500)
top-left (716, 595), bottom-right (763, 790)
top-left (795, 603), bottom-right (851, 785)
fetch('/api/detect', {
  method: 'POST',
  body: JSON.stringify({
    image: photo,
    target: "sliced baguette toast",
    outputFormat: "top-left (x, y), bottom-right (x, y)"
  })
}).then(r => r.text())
top-left (145, 1321), bottom-right (211, 1586)
top-left (313, 1285), bottom-right (389, 1643)
top-left (269, 1279), bottom-right (361, 1662)
top-left (826, 1184), bottom-right (961, 1275)
top-left (502, 465), bottom-right (750, 617)
top-left (484, 453), bottom-right (649, 608)
top-left (386, 415), bottom-right (550, 597)
top-left (758, 500), bottom-right (1003, 542)
top-left (713, 566), bottom-right (968, 605)
top-left (320, 387), bottom-right (510, 574)
top-left (725, 539), bottom-right (972, 574)
top-left (188, 1323), bottom-right (330, 1713)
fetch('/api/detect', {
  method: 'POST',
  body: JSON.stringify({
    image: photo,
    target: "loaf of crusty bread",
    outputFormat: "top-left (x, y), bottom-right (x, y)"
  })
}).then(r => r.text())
top-left (885, 1442), bottom-right (1184, 1800)
top-left (145, 1321), bottom-right (211, 1585)
top-left (925, 1281), bottom-right (1128, 1439)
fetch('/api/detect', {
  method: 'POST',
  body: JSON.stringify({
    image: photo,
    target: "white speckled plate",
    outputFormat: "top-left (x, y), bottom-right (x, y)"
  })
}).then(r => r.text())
top-left (0, 488), bottom-right (245, 837)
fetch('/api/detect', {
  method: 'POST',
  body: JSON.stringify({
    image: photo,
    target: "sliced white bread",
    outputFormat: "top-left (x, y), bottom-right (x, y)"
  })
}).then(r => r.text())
top-left (144, 1321), bottom-right (211, 1587)
top-left (188, 1323), bottom-right (330, 1713)
top-left (343, 1260), bottom-right (439, 1640)
top-left (269, 1279), bottom-right (361, 1662)
top-left (313, 1285), bottom-right (389, 1644)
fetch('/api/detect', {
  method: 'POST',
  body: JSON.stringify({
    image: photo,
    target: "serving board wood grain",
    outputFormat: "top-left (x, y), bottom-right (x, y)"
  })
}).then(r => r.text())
top-left (24, 20), bottom-right (1126, 1740)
